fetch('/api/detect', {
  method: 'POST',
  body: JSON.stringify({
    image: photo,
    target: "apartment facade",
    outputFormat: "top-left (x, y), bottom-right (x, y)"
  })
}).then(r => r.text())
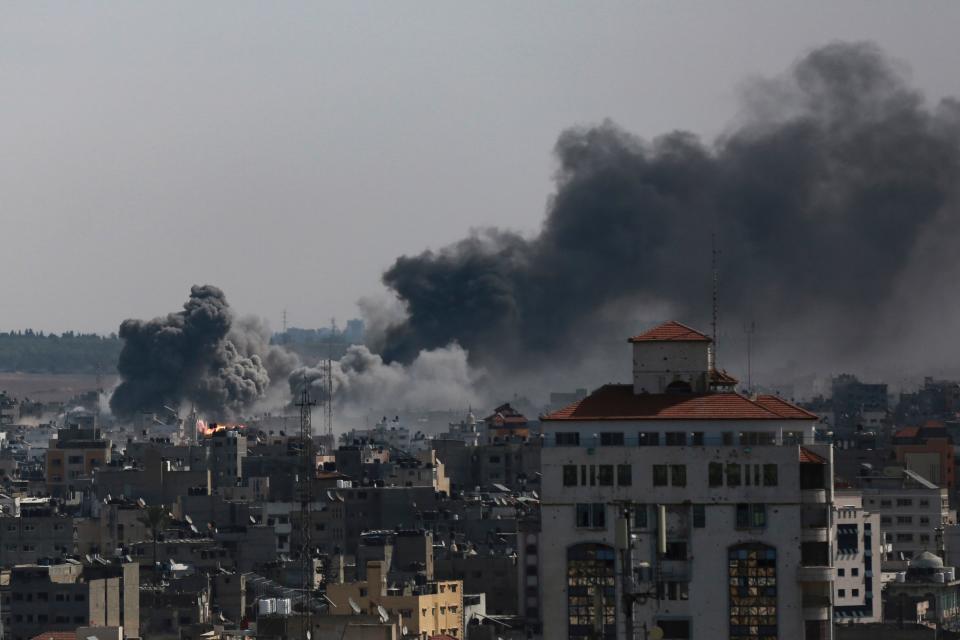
top-left (539, 321), bottom-right (836, 640)
top-left (857, 469), bottom-right (953, 569)
top-left (832, 491), bottom-right (883, 624)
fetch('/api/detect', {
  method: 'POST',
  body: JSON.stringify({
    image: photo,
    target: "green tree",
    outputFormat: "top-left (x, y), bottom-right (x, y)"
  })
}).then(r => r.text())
top-left (137, 505), bottom-right (170, 579)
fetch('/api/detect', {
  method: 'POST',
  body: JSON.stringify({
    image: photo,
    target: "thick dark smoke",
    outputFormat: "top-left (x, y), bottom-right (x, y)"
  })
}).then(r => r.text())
top-left (377, 42), bottom-right (960, 378)
top-left (110, 285), bottom-right (294, 419)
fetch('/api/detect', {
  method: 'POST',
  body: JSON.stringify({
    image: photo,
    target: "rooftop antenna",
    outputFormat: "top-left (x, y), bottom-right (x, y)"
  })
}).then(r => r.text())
top-left (295, 373), bottom-right (316, 633)
top-left (282, 309), bottom-right (288, 344)
top-left (745, 321), bottom-right (756, 393)
top-left (711, 233), bottom-right (720, 371)
top-left (322, 318), bottom-right (336, 452)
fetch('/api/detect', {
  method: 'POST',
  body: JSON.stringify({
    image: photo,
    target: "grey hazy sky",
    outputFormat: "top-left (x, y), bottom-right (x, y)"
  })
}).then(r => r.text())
top-left (3, 1), bottom-right (960, 334)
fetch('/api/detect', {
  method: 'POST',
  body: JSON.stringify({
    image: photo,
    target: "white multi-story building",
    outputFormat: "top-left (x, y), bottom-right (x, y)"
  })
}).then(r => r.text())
top-left (857, 468), bottom-right (953, 569)
top-left (539, 321), bottom-right (835, 640)
top-left (832, 490), bottom-right (883, 624)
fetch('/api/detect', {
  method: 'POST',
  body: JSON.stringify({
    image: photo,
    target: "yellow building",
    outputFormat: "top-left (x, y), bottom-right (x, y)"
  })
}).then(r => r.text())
top-left (45, 424), bottom-right (111, 497)
top-left (327, 561), bottom-right (463, 639)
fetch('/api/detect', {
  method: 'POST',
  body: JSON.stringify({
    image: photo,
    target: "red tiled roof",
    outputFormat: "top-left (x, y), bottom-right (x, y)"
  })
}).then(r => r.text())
top-left (895, 427), bottom-right (920, 439)
top-left (710, 368), bottom-right (739, 386)
top-left (628, 321), bottom-right (712, 343)
top-left (799, 447), bottom-right (827, 464)
top-left (30, 633), bottom-right (76, 640)
top-left (543, 385), bottom-right (817, 421)
top-left (753, 395), bottom-right (819, 420)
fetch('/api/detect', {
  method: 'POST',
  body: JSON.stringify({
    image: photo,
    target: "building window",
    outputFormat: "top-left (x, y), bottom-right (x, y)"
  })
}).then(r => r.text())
top-left (920, 499), bottom-right (930, 507)
top-left (600, 432), bottom-right (624, 446)
top-left (735, 504), bottom-right (767, 529)
top-left (576, 504), bottom-right (606, 529)
top-left (838, 589), bottom-right (845, 598)
top-left (880, 500), bottom-right (892, 507)
top-left (726, 464), bottom-right (742, 487)
top-left (653, 465), bottom-right (668, 487)
top-left (920, 516), bottom-right (930, 525)
top-left (896, 499), bottom-right (913, 507)
top-left (722, 432), bottom-right (734, 445)
top-left (671, 465), bottom-right (687, 487)
top-left (851, 568), bottom-right (859, 576)
top-left (691, 432), bottom-right (704, 446)
top-left (692, 505), bottom-right (705, 528)
top-left (896, 533), bottom-right (914, 542)
top-left (598, 465), bottom-right (614, 486)
top-left (656, 619), bottom-right (691, 639)
top-left (763, 465), bottom-right (778, 486)
top-left (665, 432), bottom-right (686, 446)
top-left (633, 505), bottom-right (648, 529)
top-left (837, 568), bottom-right (844, 577)
top-left (638, 432), bottom-right (659, 446)
top-left (729, 543), bottom-right (777, 640)
top-left (617, 465), bottom-right (632, 487)
top-left (709, 462), bottom-right (723, 487)
top-left (567, 543), bottom-right (616, 640)
top-left (852, 589), bottom-right (859, 597)
top-left (556, 432), bottom-right (580, 446)
top-left (897, 516), bottom-right (912, 524)
top-left (563, 465), bottom-right (578, 487)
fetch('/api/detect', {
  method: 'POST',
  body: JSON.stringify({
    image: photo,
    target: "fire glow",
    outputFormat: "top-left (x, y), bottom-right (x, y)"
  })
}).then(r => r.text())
top-left (196, 420), bottom-right (245, 437)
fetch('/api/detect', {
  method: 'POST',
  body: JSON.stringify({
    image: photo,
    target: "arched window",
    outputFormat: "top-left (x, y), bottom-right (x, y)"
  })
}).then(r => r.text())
top-left (567, 543), bottom-right (616, 639)
top-left (729, 543), bottom-right (777, 640)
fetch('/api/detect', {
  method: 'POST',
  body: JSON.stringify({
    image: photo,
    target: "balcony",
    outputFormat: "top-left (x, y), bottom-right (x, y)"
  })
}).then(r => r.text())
top-left (801, 489), bottom-right (827, 504)
top-left (659, 559), bottom-right (691, 582)
top-left (801, 595), bottom-right (831, 620)
top-left (797, 566), bottom-right (834, 582)
top-left (801, 527), bottom-right (829, 542)
top-left (801, 506), bottom-right (829, 541)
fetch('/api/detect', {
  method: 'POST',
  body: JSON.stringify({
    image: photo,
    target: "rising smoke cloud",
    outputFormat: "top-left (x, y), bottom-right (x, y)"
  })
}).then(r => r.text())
top-left (374, 42), bottom-right (960, 380)
top-left (289, 343), bottom-right (483, 414)
top-left (110, 285), bottom-right (296, 419)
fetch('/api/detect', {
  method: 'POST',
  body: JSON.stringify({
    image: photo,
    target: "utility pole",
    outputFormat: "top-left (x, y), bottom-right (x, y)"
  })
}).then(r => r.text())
top-left (295, 374), bottom-right (316, 638)
top-left (710, 234), bottom-right (720, 371)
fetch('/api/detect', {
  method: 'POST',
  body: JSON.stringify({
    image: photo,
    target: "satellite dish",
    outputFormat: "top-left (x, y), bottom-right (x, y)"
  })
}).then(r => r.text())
top-left (649, 627), bottom-right (665, 640)
top-left (184, 515), bottom-right (193, 525)
top-left (377, 604), bottom-right (389, 623)
top-left (348, 597), bottom-right (361, 615)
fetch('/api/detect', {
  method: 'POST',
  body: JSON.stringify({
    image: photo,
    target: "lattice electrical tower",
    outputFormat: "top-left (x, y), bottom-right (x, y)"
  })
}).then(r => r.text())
top-left (295, 374), bottom-right (316, 635)
top-left (321, 318), bottom-right (335, 451)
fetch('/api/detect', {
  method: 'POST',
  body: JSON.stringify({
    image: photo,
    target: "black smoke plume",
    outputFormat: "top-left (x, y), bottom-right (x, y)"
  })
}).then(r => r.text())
top-left (110, 285), bottom-right (289, 419)
top-left (377, 42), bottom-right (960, 377)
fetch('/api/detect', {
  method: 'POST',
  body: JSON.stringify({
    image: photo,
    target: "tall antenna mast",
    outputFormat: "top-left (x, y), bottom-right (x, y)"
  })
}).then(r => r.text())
top-left (745, 321), bottom-right (756, 393)
top-left (711, 234), bottom-right (720, 371)
top-left (282, 309), bottom-right (288, 344)
top-left (295, 373), bottom-right (316, 634)
top-left (323, 318), bottom-right (335, 450)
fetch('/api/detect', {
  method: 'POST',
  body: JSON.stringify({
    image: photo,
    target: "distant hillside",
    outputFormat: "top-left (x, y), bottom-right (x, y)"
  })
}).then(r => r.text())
top-left (0, 331), bottom-right (121, 373)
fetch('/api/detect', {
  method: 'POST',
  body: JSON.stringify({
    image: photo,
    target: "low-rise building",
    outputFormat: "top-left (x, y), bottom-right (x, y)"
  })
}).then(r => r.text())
top-left (0, 560), bottom-right (139, 640)
top-left (327, 560), bottom-right (463, 640)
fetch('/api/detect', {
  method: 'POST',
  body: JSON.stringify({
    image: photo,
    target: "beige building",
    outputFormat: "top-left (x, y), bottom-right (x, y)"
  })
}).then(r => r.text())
top-left (327, 561), bottom-right (463, 639)
top-left (0, 560), bottom-right (139, 640)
